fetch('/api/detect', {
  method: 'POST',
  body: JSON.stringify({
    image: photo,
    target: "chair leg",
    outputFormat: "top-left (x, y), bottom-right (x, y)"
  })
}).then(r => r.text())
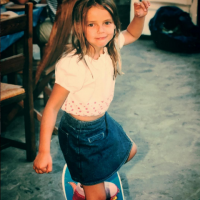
top-left (23, 97), bottom-right (36, 162)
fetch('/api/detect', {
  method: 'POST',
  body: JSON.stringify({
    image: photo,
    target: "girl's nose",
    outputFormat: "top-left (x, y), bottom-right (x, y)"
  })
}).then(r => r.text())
top-left (97, 25), bottom-right (104, 33)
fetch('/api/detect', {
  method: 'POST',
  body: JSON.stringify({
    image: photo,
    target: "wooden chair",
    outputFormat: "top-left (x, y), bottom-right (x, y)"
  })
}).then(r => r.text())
top-left (0, 3), bottom-right (36, 162)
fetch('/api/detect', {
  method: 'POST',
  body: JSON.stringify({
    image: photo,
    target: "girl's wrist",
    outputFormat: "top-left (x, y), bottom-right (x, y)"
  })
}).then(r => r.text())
top-left (133, 15), bottom-right (146, 19)
top-left (38, 151), bottom-right (51, 156)
top-left (38, 146), bottom-right (50, 154)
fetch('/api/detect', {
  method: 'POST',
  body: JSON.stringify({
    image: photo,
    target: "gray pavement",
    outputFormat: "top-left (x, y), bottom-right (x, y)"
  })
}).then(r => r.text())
top-left (1, 39), bottom-right (200, 200)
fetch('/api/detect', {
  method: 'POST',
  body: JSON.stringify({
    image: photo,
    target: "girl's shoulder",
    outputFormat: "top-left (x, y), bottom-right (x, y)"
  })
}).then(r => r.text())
top-left (56, 50), bottom-right (83, 67)
top-left (55, 50), bottom-right (87, 75)
top-left (57, 49), bottom-right (78, 64)
top-left (55, 50), bottom-right (87, 93)
top-left (115, 32), bottom-right (125, 49)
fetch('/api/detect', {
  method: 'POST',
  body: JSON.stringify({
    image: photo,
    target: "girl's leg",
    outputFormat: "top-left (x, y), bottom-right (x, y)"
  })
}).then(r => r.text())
top-left (82, 182), bottom-right (106, 200)
top-left (125, 143), bottom-right (137, 163)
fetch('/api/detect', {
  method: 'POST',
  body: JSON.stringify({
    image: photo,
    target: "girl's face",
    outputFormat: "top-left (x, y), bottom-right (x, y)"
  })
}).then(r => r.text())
top-left (84, 5), bottom-right (116, 53)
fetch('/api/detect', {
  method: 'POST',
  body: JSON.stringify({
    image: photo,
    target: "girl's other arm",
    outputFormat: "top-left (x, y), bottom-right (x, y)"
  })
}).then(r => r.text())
top-left (33, 83), bottom-right (69, 174)
top-left (122, 1), bottom-right (150, 45)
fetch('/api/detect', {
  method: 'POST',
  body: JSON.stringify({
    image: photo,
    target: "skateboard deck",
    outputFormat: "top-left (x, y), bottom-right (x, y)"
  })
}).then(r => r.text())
top-left (62, 164), bottom-right (124, 200)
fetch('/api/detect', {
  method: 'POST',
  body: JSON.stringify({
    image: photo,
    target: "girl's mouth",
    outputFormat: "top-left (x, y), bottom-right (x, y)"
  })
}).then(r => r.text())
top-left (96, 36), bottom-right (107, 40)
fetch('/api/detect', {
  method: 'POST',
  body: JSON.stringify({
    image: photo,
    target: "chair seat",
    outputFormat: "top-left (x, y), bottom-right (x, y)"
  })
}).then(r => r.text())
top-left (1, 83), bottom-right (25, 101)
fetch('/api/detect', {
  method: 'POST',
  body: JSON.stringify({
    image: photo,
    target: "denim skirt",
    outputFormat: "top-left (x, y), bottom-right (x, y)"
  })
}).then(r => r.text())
top-left (58, 112), bottom-right (133, 186)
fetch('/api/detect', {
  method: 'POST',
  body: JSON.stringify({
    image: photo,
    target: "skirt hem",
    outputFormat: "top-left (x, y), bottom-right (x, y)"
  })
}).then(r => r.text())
top-left (71, 141), bottom-right (133, 186)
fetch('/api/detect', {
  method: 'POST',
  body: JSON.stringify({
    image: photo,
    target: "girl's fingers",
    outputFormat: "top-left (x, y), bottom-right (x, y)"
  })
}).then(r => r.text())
top-left (36, 169), bottom-right (45, 174)
top-left (134, 1), bottom-right (151, 17)
top-left (46, 163), bottom-right (52, 173)
top-left (39, 169), bottom-right (46, 174)
top-left (33, 165), bottom-right (48, 174)
top-left (141, 1), bottom-right (150, 9)
top-left (139, 2), bottom-right (146, 11)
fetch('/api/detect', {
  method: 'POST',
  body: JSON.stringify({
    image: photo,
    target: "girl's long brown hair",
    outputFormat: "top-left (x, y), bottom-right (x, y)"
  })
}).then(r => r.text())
top-left (35, 0), bottom-right (77, 85)
top-left (35, 0), bottom-right (122, 85)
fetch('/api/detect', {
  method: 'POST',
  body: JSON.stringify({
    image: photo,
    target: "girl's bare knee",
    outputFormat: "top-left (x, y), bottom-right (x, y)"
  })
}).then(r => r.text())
top-left (126, 143), bottom-right (137, 163)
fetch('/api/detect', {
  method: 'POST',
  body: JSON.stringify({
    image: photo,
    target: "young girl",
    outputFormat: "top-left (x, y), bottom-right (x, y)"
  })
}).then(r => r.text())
top-left (33, 0), bottom-right (150, 199)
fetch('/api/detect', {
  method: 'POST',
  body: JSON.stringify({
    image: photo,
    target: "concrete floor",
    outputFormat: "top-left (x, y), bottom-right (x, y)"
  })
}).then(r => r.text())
top-left (1, 38), bottom-right (200, 200)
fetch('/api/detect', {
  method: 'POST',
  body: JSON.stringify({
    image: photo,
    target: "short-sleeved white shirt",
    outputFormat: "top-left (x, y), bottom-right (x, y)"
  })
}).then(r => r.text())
top-left (55, 33), bottom-right (125, 116)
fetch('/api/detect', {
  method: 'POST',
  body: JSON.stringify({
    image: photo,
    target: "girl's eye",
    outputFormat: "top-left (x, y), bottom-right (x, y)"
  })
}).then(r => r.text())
top-left (105, 21), bottom-right (112, 25)
top-left (88, 24), bottom-right (94, 27)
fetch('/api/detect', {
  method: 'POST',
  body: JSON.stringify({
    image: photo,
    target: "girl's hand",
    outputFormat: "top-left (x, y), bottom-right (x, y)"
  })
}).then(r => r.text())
top-left (33, 152), bottom-right (52, 174)
top-left (134, 1), bottom-right (150, 18)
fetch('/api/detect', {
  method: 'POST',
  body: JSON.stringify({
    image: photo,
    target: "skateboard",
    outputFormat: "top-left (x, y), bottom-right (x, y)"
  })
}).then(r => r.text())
top-left (62, 164), bottom-right (125, 200)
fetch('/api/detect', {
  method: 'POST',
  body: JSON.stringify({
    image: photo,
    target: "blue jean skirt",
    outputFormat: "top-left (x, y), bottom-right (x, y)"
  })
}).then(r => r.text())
top-left (58, 112), bottom-right (133, 186)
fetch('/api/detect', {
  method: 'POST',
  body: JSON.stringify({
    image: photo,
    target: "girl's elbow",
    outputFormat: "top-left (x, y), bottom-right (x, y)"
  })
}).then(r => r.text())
top-left (129, 31), bottom-right (141, 42)
top-left (45, 101), bottom-right (61, 115)
top-left (125, 30), bottom-right (141, 44)
top-left (42, 104), bottom-right (59, 121)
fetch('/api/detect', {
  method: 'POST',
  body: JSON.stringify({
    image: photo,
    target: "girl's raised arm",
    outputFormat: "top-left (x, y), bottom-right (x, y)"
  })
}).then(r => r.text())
top-left (122, 1), bottom-right (150, 45)
top-left (33, 84), bottom-right (69, 174)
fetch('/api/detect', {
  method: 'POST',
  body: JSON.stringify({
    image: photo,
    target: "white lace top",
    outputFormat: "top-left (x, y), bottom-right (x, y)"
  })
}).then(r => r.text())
top-left (55, 33), bottom-right (125, 116)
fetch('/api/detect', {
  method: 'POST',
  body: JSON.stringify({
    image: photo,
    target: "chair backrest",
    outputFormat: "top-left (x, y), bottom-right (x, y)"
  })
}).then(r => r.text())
top-left (1, 3), bottom-right (33, 90)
